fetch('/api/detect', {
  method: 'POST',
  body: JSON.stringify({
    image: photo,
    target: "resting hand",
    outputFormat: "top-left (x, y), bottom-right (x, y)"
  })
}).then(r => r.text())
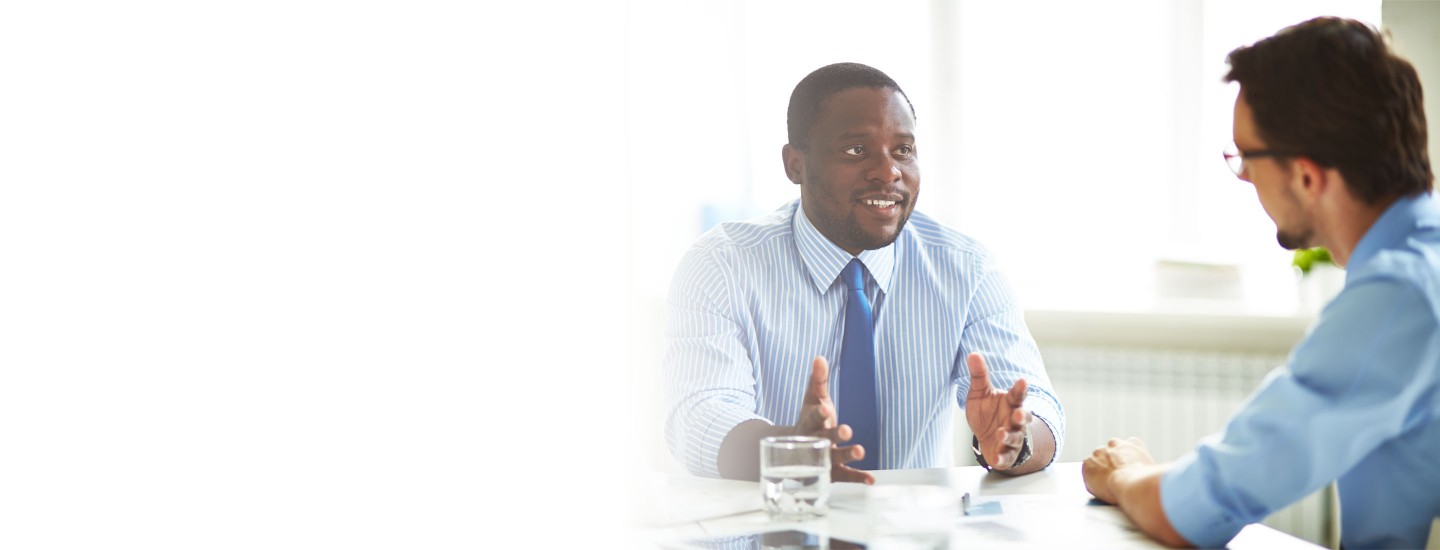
top-left (792, 356), bottom-right (874, 484)
top-left (963, 353), bottom-right (1032, 470)
top-left (1082, 437), bottom-right (1156, 503)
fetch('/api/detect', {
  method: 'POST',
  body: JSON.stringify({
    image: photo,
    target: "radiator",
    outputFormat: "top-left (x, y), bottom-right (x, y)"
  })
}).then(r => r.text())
top-left (1039, 343), bottom-right (1333, 548)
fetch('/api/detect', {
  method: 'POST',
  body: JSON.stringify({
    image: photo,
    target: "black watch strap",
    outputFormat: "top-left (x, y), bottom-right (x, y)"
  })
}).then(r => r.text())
top-left (972, 426), bottom-right (1032, 470)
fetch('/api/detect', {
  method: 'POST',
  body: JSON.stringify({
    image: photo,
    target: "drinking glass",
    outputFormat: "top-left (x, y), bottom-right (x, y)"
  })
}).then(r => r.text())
top-left (760, 436), bottom-right (831, 520)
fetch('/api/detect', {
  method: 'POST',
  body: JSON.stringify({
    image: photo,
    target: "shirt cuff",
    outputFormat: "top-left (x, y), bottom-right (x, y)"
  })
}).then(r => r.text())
top-left (1023, 393), bottom-right (1065, 462)
top-left (694, 406), bottom-right (767, 478)
top-left (1161, 452), bottom-right (1246, 548)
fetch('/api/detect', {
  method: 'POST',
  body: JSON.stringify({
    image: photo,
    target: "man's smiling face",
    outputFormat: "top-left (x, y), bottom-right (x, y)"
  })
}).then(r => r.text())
top-left (790, 86), bottom-right (919, 255)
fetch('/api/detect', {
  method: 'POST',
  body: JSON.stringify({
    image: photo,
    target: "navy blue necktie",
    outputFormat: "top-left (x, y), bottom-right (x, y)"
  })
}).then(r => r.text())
top-left (838, 259), bottom-right (879, 470)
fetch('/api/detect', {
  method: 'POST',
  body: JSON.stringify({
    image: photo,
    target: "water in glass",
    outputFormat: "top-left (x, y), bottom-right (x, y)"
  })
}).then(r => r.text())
top-left (762, 463), bottom-right (829, 520)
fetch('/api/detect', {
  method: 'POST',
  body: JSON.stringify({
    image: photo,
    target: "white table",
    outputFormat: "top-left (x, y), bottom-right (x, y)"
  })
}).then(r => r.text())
top-left (640, 462), bottom-right (1321, 549)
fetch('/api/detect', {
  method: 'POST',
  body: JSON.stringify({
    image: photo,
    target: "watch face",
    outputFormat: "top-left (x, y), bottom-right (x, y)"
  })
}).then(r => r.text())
top-left (1012, 437), bottom-right (1032, 467)
top-left (972, 431), bottom-right (1032, 469)
top-left (1014, 423), bottom-right (1034, 467)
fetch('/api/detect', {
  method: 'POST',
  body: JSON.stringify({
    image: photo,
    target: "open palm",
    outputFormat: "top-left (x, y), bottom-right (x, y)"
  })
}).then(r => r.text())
top-left (963, 353), bottom-right (1032, 470)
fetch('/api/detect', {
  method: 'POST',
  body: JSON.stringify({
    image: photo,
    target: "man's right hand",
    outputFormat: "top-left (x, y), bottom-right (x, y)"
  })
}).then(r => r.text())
top-left (715, 356), bottom-right (875, 483)
top-left (793, 356), bottom-right (874, 484)
top-left (1082, 437), bottom-right (1156, 504)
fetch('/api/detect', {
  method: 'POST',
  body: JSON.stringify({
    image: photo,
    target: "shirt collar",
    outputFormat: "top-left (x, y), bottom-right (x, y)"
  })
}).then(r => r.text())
top-left (792, 200), bottom-right (897, 294)
top-left (1349, 192), bottom-right (1439, 270)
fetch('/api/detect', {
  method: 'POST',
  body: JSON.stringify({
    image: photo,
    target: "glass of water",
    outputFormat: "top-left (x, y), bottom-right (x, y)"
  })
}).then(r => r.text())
top-left (760, 435), bottom-right (831, 521)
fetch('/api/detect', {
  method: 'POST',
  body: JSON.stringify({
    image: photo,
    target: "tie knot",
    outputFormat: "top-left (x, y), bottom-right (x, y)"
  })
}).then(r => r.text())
top-left (842, 259), bottom-right (865, 292)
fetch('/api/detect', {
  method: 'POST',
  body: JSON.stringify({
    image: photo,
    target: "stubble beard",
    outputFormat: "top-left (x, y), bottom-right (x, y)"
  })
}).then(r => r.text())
top-left (1274, 184), bottom-right (1312, 250)
top-left (804, 176), bottom-right (914, 252)
top-left (1276, 229), bottom-right (1311, 251)
top-left (842, 209), bottom-right (908, 251)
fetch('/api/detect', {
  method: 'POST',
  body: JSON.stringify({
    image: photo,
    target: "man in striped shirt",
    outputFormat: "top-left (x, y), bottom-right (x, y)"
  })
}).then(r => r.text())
top-left (664, 63), bottom-right (1065, 482)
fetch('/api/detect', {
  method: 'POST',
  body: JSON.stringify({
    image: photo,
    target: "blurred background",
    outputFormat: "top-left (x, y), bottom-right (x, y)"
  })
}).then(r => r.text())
top-left (622, 1), bottom-right (1439, 546)
top-left (623, 0), bottom-right (1387, 317)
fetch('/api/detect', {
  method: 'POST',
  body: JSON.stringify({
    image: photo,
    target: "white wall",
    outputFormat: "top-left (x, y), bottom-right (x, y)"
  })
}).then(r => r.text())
top-left (1384, 0), bottom-right (1440, 175)
top-left (4, 3), bottom-right (635, 546)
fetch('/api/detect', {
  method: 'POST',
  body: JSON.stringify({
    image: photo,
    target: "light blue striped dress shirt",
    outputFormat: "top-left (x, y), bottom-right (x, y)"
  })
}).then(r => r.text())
top-left (1161, 193), bottom-right (1440, 549)
top-left (664, 199), bottom-right (1065, 477)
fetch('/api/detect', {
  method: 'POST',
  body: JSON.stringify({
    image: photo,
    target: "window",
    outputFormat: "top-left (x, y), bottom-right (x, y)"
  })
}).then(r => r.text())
top-left (625, 0), bottom-right (1381, 315)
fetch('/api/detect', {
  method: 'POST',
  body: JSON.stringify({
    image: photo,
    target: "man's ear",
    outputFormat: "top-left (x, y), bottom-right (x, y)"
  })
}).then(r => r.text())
top-left (1293, 156), bottom-right (1329, 200)
top-left (782, 144), bottom-right (805, 186)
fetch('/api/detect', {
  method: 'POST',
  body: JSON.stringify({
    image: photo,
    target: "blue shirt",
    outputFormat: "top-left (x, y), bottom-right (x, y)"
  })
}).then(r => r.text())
top-left (664, 200), bottom-right (1065, 477)
top-left (1162, 193), bottom-right (1440, 549)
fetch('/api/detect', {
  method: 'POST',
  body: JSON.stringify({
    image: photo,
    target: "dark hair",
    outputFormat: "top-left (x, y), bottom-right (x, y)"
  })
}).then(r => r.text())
top-left (1224, 16), bottom-right (1432, 204)
top-left (786, 62), bottom-right (916, 149)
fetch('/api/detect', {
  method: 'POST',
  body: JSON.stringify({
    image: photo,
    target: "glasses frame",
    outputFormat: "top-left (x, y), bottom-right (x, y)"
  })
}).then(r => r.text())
top-left (1222, 148), bottom-right (1300, 176)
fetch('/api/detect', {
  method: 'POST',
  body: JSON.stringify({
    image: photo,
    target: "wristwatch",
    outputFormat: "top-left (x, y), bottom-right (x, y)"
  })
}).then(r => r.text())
top-left (972, 423), bottom-right (1032, 470)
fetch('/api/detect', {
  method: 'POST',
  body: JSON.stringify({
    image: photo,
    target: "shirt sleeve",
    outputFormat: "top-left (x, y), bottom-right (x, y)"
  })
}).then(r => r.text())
top-left (954, 259), bottom-right (1066, 459)
top-left (663, 246), bottom-right (766, 477)
top-left (1160, 277), bottom-right (1439, 547)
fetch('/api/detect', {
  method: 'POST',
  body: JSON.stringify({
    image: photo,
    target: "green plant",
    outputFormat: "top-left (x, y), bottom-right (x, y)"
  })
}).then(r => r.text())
top-left (1292, 247), bottom-right (1333, 274)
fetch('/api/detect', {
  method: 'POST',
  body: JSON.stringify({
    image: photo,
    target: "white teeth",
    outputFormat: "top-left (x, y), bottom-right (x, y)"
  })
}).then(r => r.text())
top-left (864, 199), bottom-right (897, 207)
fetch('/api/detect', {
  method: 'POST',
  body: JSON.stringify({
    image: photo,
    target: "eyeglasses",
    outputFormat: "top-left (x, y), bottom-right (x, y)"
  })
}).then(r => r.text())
top-left (1222, 147), bottom-right (1297, 176)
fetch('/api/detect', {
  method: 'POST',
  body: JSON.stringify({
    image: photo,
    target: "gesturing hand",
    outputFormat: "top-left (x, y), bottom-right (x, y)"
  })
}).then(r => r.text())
top-left (793, 356), bottom-right (875, 484)
top-left (964, 353), bottom-right (1032, 470)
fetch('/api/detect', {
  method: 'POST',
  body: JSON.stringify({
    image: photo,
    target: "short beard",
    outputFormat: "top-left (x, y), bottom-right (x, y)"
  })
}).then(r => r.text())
top-left (1275, 182), bottom-right (1311, 250)
top-left (803, 182), bottom-right (912, 252)
top-left (806, 196), bottom-right (906, 251)
top-left (1276, 229), bottom-right (1311, 250)
top-left (841, 211), bottom-right (907, 251)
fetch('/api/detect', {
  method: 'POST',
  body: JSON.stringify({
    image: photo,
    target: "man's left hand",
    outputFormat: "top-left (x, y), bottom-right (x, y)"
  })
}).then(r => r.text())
top-left (964, 352), bottom-right (1031, 470)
